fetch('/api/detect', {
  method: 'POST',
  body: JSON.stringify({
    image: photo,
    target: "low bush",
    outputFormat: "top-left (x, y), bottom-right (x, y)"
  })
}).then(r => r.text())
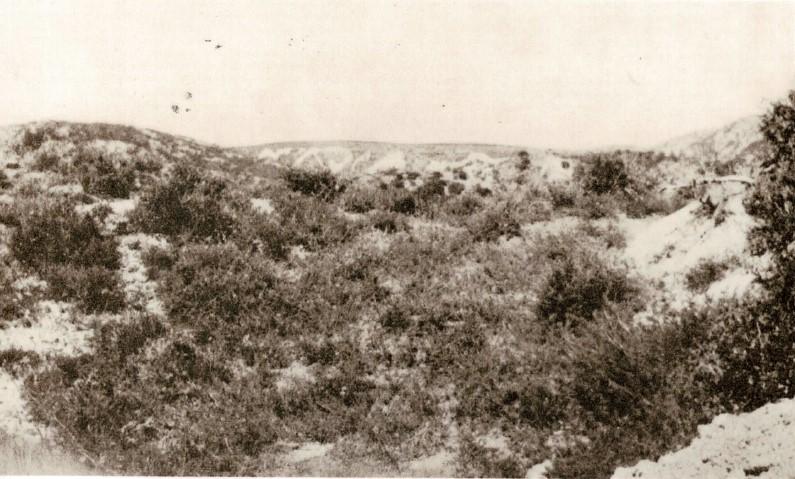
top-left (74, 148), bottom-right (136, 199)
top-left (11, 199), bottom-right (120, 272)
top-left (14, 128), bottom-right (47, 154)
top-left (46, 265), bottom-right (125, 314)
top-left (273, 193), bottom-right (361, 251)
top-left (577, 221), bottom-right (627, 249)
top-left (282, 167), bottom-right (340, 201)
top-left (158, 243), bottom-right (276, 330)
top-left (340, 186), bottom-right (377, 213)
top-left (0, 204), bottom-right (19, 227)
top-left (0, 269), bottom-right (24, 322)
top-left (684, 299), bottom-right (795, 412)
top-left (10, 199), bottom-right (124, 313)
top-left (548, 183), bottom-right (577, 209)
top-left (390, 194), bottom-right (417, 215)
top-left (32, 151), bottom-right (60, 172)
top-left (448, 181), bottom-right (465, 195)
top-left (444, 193), bottom-right (483, 217)
top-left (130, 164), bottom-right (238, 242)
top-left (468, 206), bottom-right (521, 242)
top-left (234, 210), bottom-right (291, 261)
top-left (575, 155), bottom-right (630, 195)
top-left (0, 170), bottom-right (11, 190)
top-left (551, 310), bottom-right (718, 478)
top-left (369, 210), bottom-right (409, 234)
top-left (685, 257), bottom-right (734, 293)
top-left (536, 247), bottom-right (638, 329)
top-left (0, 348), bottom-right (42, 377)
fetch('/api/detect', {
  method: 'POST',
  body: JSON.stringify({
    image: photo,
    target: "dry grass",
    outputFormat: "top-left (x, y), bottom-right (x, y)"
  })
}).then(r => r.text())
top-left (0, 436), bottom-right (94, 475)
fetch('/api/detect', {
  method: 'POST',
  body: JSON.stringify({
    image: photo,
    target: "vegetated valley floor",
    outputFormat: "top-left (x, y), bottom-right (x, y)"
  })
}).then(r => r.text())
top-left (0, 117), bottom-right (786, 478)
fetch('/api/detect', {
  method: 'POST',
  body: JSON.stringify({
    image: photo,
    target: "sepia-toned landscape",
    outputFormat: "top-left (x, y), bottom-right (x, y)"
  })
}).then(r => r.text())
top-left (2, 1), bottom-right (795, 478)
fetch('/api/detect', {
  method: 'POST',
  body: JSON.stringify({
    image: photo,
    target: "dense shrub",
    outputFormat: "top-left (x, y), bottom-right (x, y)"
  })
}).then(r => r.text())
top-left (0, 269), bottom-right (24, 322)
top-left (340, 186), bottom-right (377, 213)
top-left (568, 151), bottom-right (670, 218)
top-left (536, 247), bottom-right (637, 329)
top-left (444, 193), bottom-right (483, 216)
top-left (684, 257), bottom-right (733, 293)
top-left (719, 91), bottom-right (795, 410)
top-left (45, 265), bottom-right (126, 314)
top-left (32, 151), bottom-right (60, 172)
top-left (474, 184), bottom-right (492, 197)
top-left (130, 164), bottom-right (238, 242)
top-left (550, 310), bottom-right (718, 478)
top-left (577, 221), bottom-right (627, 249)
top-left (9, 199), bottom-right (123, 312)
top-left (234, 210), bottom-right (291, 261)
top-left (575, 155), bottom-right (629, 195)
top-left (14, 128), bottom-right (47, 154)
top-left (416, 176), bottom-right (447, 204)
top-left (282, 167), bottom-right (340, 201)
top-left (75, 148), bottom-right (136, 198)
top-left (548, 183), bottom-right (577, 208)
top-left (517, 150), bottom-right (531, 171)
top-left (11, 200), bottom-right (120, 271)
top-left (468, 206), bottom-right (521, 242)
top-left (158, 243), bottom-right (276, 328)
top-left (0, 170), bottom-right (11, 190)
top-left (369, 210), bottom-right (409, 234)
top-left (447, 181), bottom-right (465, 195)
top-left (390, 194), bottom-right (417, 215)
top-left (0, 348), bottom-right (42, 377)
top-left (273, 193), bottom-right (360, 251)
top-left (140, 245), bottom-right (176, 281)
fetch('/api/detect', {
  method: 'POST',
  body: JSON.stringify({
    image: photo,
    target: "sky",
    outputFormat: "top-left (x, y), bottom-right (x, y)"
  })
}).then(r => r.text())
top-left (0, 0), bottom-right (793, 150)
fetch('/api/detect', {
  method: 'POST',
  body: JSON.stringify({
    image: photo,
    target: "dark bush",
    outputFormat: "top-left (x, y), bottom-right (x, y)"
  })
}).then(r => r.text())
top-left (159, 243), bottom-right (275, 327)
top-left (282, 167), bottom-right (339, 201)
top-left (448, 181), bottom-right (465, 195)
top-left (130, 164), bottom-right (237, 242)
top-left (11, 199), bottom-right (120, 272)
top-left (379, 306), bottom-right (411, 332)
top-left (416, 176), bottom-right (447, 203)
top-left (274, 193), bottom-right (360, 251)
top-left (575, 155), bottom-right (630, 195)
top-left (14, 128), bottom-right (47, 154)
top-left (518, 150), bottom-right (531, 171)
top-left (0, 269), bottom-right (24, 322)
top-left (0, 170), bottom-right (11, 190)
top-left (46, 265), bottom-right (126, 314)
top-left (390, 194), bottom-right (417, 215)
top-left (536, 248), bottom-right (637, 329)
top-left (140, 245), bottom-right (176, 281)
top-left (474, 184), bottom-right (492, 197)
top-left (444, 193), bottom-right (482, 216)
top-left (0, 348), bottom-right (42, 377)
top-left (75, 149), bottom-right (136, 199)
top-left (548, 184), bottom-right (577, 208)
top-left (369, 210), bottom-right (408, 234)
top-left (551, 312), bottom-right (717, 479)
top-left (468, 206), bottom-right (521, 243)
top-left (234, 209), bottom-right (291, 261)
top-left (685, 258), bottom-right (733, 293)
top-left (9, 199), bottom-right (124, 313)
top-left (32, 151), bottom-right (60, 172)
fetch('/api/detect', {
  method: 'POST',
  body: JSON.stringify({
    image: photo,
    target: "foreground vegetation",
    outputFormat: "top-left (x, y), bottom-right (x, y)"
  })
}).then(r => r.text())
top-left (0, 94), bottom-right (792, 477)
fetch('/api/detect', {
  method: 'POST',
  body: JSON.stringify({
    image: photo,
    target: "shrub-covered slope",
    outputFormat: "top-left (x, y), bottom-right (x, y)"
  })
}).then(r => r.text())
top-left (0, 109), bottom-right (784, 478)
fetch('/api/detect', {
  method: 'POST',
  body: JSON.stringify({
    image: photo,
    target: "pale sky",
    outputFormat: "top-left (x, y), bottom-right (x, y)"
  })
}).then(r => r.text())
top-left (0, 1), bottom-right (793, 149)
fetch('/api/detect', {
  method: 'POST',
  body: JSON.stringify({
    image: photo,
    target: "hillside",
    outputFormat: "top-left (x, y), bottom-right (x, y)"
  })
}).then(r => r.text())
top-left (0, 113), bottom-right (785, 478)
